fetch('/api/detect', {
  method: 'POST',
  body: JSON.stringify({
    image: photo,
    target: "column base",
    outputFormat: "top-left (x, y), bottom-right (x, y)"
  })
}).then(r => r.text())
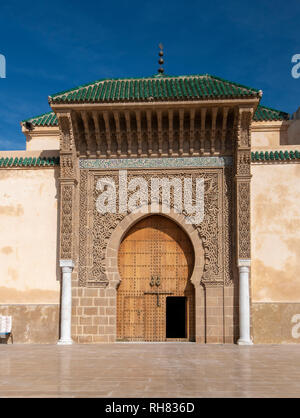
top-left (57, 338), bottom-right (73, 345)
top-left (237, 338), bottom-right (253, 346)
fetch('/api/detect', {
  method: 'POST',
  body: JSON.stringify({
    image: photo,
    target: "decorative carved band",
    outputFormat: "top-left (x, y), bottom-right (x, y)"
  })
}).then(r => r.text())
top-left (238, 109), bottom-right (252, 148)
top-left (60, 154), bottom-right (74, 179)
top-left (58, 114), bottom-right (72, 153)
top-left (57, 112), bottom-right (77, 182)
top-left (58, 114), bottom-right (77, 262)
top-left (235, 107), bottom-right (252, 262)
top-left (60, 184), bottom-right (73, 260)
top-left (79, 171), bottom-right (88, 286)
top-left (236, 150), bottom-right (251, 177)
top-left (79, 156), bottom-right (233, 170)
top-left (237, 181), bottom-right (251, 259)
top-left (202, 280), bottom-right (224, 288)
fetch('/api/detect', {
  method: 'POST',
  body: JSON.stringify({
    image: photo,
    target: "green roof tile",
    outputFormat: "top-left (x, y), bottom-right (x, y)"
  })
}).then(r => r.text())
top-left (22, 74), bottom-right (291, 127)
top-left (0, 156), bottom-right (60, 168)
top-left (251, 150), bottom-right (300, 162)
top-left (47, 74), bottom-right (261, 104)
top-left (22, 111), bottom-right (58, 127)
top-left (253, 105), bottom-right (289, 121)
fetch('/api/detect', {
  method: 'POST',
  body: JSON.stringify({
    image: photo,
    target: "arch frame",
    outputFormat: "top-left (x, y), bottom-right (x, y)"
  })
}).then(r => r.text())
top-left (105, 206), bottom-right (205, 290)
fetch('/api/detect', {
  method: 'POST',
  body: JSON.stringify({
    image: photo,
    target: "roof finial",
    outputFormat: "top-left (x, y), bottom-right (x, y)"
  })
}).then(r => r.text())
top-left (158, 43), bottom-right (164, 74)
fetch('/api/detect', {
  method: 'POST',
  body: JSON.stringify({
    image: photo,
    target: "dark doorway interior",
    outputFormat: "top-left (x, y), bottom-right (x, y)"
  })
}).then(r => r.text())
top-left (166, 297), bottom-right (186, 338)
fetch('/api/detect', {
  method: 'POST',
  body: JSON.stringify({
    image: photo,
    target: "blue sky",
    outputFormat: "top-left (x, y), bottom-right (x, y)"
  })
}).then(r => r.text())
top-left (0, 0), bottom-right (299, 150)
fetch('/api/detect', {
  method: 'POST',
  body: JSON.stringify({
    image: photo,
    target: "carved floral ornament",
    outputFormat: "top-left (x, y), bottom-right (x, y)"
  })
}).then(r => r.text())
top-left (237, 182), bottom-right (251, 259)
top-left (57, 114), bottom-right (72, 152)
top-left (237, 108), bottom-right (253, 149)
top-left (78, 167), bottom-right (234, 288)
top-left (60, 185), bottom-right (73, 260)
top-left (60, 154), bottom-right (74, 178)
top-left (235, 107), bottom-right (252, 261)
top-left (236, 151), bottom-right (251, 176)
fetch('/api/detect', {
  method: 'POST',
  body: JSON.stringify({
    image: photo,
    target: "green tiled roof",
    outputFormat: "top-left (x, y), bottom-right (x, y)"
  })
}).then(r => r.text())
top-left (253, 105), bottom-right (289, 121)
top-left (251, 150), bottom-right (300, 161)
top-left (48, 74), bottom-right (261, 104)
top-left (0, 156), bottom-right (60, 167)
top-left (22, 74), bottom-right (290, 126)
top-left (22, 111), bottom-right (58, 127)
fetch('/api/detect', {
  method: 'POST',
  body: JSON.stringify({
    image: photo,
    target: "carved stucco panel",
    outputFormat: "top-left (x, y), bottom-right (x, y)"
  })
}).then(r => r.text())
top-left (238, 110), bottom-right (252, 148)
top-left (60, 154), bottom-right (74, 179)
top-left (60, 184), bottom-right (73, 260)
top-left (235, 108), bottom-right (252, 262)
top-left (236, 150), bottom-right (251, 176)
top-left (78, 167), bottom-right (233, 287)
top-left (58, 114), bottom-right (72, 153)
top-left (237, 181), bottom-right (251, 259)
top-left (224, 166), bottom-right (235, 286)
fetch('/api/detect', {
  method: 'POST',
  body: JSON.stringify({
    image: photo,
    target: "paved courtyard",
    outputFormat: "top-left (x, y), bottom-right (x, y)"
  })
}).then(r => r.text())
top-left (1, 343), bottom-right (300, 398)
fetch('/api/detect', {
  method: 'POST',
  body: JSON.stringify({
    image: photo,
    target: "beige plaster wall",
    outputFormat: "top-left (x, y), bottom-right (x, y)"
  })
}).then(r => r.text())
top-left (0, 167), bottom-right (60, 304)
top-left (0, 304), bottom-right (59, 344)
top-left (251, 123), bottom-right (287, 148)
top-left (251, 163), bottom-right (300, 303)
top-left (22, 126), bottom-right (60, 151)
top-left (252, 120), bottom-right (300, 148)
top-left (26, 136), bottom-right (60, 151)
top-left (252, 303), bottom-right (300, 344)
top-left (251, 162), bottom-right (300, 343)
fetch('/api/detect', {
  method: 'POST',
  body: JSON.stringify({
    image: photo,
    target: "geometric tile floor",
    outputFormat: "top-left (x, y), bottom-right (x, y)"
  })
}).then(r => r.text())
top-left (1, 343), bottom-right (300, 398)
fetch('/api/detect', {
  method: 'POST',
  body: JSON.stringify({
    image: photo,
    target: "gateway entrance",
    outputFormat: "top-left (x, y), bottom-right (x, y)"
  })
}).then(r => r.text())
top-left (117, 215), bottom-right (195, 341)
top-left (166, 297), bottom-right (186, 339)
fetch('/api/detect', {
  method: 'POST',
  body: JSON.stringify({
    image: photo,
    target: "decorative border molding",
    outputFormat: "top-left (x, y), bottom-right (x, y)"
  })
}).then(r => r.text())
top-left (79, 156), bottom-right (233, 170)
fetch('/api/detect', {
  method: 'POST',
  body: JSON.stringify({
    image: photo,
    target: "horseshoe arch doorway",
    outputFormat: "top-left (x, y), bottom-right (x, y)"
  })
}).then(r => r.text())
top-left (117, 215), bottom-right (195, 341)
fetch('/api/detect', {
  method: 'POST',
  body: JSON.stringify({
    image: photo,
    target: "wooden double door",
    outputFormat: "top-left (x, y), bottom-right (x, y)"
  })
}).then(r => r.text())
top-left (117, 215), bottom-right (195, 341)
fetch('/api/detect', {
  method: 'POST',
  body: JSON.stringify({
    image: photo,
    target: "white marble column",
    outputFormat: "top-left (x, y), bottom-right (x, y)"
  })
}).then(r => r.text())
top-left (57, 260), bottom-right (74, 345)
top-left (237, 259), bottom-right (253, 345)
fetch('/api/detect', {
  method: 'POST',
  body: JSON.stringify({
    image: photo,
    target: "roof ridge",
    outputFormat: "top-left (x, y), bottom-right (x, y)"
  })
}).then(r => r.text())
top-left (254, 104), bottom-right (289, 121)
top-left (205, 74), bottom-right (260, 92)
top-left (256, 104), bottom-right (289, 113)
top-left (49, 73), bottom-right (261, 100)
top-left (49, 74), bottom-right (206, 98)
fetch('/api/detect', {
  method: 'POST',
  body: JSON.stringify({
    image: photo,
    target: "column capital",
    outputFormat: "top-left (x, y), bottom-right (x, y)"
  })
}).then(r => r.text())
top-left (237, 259), bottom-right (251, 268)
top-left (60, 259), bottom-right (75, 269)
